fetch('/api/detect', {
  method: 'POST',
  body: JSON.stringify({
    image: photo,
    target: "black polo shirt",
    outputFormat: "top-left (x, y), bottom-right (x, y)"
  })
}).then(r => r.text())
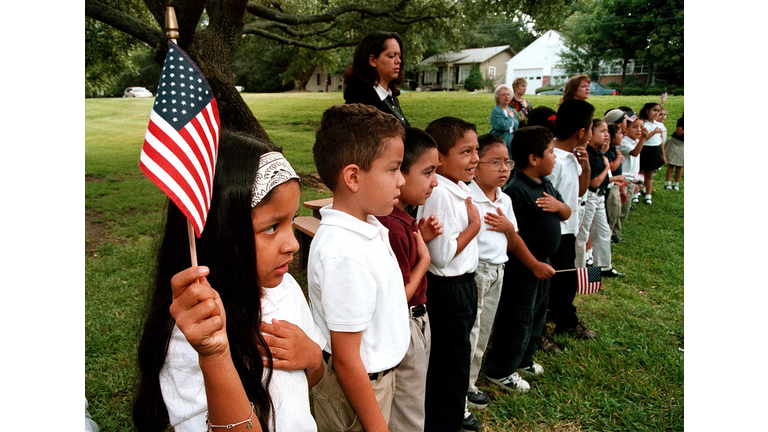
top-left (587, 144), bottom-right (609, 193)
top-left (502, 167), bottom-right (563, 262)
top-left (604, 144), bottom-right (622, 176)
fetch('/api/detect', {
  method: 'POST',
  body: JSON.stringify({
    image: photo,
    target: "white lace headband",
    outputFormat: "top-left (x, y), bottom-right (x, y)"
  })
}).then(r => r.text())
top-left (251, 152), bottom-right (299, 207)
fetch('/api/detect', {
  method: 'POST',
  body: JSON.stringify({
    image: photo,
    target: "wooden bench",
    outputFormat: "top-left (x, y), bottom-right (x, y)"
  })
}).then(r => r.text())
top-left (302, 197), bottom-right (333, 218)
top-left (293, 216), bottom-right (321, 270)
top-left (293, 197), bottom-right (333, 270)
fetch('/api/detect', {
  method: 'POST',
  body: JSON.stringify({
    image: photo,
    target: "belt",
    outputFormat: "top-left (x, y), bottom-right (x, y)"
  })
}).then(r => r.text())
top-left (409, 303), bottom-right (427, 319)
top-left (588, 188), bottom-right (607, 196)
top-left (322, 351), bottom-right (397, 380)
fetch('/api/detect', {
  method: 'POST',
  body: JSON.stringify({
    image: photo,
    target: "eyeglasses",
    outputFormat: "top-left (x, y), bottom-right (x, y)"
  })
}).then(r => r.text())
top-left (479, 160), bottom-right (513, 171)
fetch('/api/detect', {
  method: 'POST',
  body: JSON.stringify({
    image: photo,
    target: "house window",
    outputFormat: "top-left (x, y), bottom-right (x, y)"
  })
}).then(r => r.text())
top-left (488, 66), bottom-right (496, 79)
top-left (424, 71), bottom-right (437, 85)
top-left (458, 65), bottom-right (471, 84)
top-left (317, 74), bottom-right (321, 86)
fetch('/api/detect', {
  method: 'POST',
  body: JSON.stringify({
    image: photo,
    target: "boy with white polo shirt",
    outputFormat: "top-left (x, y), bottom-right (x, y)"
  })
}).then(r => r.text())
top-left (544, 99), bottom-right (596, 344)
top-left (417, 116), bottom-right (481, 432)
top-left (309, 104), bottom-right (411, 432)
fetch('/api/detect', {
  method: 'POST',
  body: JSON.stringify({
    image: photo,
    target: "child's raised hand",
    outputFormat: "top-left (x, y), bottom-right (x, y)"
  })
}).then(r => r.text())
top-left (169, 266), bottom-right (229, 359)
top-left (536, 192), bottom-right (563, 213)
top-left (418, 214), bottom-right (443, 243)
top-left (260, 319), bottom-right (322, 372)
top-left (485, 207), bottom-right (515, 234)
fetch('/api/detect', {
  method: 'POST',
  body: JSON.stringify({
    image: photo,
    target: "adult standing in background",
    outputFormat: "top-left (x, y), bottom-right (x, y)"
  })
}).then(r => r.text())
top-left (559, 74), bottom-right (591, 105)
top-left (489, 84), bottom-right (518, 156)
top-left (343, 31), bottom-right (410, 126)
top-left (510, 77), bottom-right (533, 127)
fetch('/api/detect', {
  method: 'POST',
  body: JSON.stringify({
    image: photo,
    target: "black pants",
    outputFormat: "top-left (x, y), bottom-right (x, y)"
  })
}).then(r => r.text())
top-left (547, 234), bottom-right (580, 330)
top-left (424, 271), bottom-right (477, 432)
top-left (484, 260), bottom-right (550, 379)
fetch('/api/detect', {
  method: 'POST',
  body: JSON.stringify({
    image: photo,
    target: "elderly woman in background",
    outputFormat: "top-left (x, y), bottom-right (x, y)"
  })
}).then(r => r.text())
top-left (343, 31), bottom-right (410, 126)
top-left (489, 84), bottom-right (518, 156)
top-left (559, 74), bottom-right (591, 105)
top-left (510, 77), bottom-right (533, 126)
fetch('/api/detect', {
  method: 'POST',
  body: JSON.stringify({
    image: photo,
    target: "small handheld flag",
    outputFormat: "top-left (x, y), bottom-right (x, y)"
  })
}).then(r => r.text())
top-left (661, 89), bottom-right (668, 103)
top-left (139, 41), bottom-right (220, 239)
top-left (576, 267), bottom-right (602, 295)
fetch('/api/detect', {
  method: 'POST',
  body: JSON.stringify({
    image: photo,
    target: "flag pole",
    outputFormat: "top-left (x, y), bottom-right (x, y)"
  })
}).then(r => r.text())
top-left (165, 6), bottom-right (198, 267)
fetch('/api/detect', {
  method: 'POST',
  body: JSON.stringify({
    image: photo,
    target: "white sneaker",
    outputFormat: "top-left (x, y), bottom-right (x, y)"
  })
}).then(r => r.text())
top-left (517, 362), bottom-right (545, 376)
top-left (488, 372), bottom-right (530, 393)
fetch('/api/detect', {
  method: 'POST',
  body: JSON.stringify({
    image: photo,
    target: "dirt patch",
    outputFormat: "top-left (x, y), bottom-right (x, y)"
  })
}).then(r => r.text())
top-left (299, 173), bottom-right (329, 193)
top-left (85, 213), bottom-right (107, 253)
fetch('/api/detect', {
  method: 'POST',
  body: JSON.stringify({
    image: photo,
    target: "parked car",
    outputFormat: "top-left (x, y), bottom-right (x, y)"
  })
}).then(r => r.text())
top-left (538, 82), bottom-right (618, 96)
top-left (123, 87), bottom-right (153, 98)
top-left (235, 86), bottom-right (245, 92)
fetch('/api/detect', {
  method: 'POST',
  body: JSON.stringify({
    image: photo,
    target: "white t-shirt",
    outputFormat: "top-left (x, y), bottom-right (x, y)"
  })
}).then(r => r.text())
top-left (618, 136), bottom-right (640, 182)
top-left (468, 180), bottom-right (517, 264)
top-left (655, 120), bottom-right (668, 144)
top-left (416, 174), bottom-right (480, 276)
top-left (159, 274), bottom-right (324, 432)
top-left (544, 146), bottom-right (583, 235)
top-left (307, 206), bottom-right (409, 373)
top-left (644, 121), bottom-right (663, 147)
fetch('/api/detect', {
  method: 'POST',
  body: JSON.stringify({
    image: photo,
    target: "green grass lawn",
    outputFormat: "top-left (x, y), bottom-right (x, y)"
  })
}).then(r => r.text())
top-left (85, 91), bottom-right (683, 431)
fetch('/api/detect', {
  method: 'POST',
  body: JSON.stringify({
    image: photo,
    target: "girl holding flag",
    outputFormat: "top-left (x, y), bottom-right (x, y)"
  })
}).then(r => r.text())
top-left (133, 130), bottom-right (325, 432)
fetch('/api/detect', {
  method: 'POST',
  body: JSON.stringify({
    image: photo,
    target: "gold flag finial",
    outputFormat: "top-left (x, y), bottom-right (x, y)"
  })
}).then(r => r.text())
top-left (165, 7), bottom-right (179, 42)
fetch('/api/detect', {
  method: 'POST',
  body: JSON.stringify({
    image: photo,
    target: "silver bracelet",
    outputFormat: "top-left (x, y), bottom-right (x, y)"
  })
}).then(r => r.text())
top-left (205, 402), bottom-right (255, 431)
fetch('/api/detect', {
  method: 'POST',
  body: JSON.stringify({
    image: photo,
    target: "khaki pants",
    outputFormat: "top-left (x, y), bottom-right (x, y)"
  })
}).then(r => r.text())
top-left (312, 355), bottom-right (396, 432)
top-left (390, 313), bottom-right (430, 432)
top-left (468, 261), bottom-right (504, 390)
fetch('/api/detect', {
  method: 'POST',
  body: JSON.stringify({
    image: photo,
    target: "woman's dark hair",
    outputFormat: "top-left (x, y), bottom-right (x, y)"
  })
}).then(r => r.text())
top-left (343, 31), bottom-right (405, 97)
top-left (638, 102), bottom-right (660, 120)
top-left (133, 129), bottom-right (279, 432)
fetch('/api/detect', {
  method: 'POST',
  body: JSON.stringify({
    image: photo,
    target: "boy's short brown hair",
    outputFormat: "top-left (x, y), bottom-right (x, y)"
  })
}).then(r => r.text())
top-left (314, 104), bottom-right (405, 191)
top-left (425, 116), bottom-right (477, 156)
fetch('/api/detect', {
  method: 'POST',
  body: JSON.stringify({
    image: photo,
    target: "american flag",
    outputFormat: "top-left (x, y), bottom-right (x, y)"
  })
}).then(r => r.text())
top-left (577, 267), bottom-right (602, 295)
top-left (661, 89), bottom-right (668, 103)
top-left (139, 41), bottom-right (220, 238)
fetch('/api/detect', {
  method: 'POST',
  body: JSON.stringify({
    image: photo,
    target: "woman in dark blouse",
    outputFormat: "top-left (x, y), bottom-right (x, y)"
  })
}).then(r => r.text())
top-left (343, 31), bottom-right (410, 126)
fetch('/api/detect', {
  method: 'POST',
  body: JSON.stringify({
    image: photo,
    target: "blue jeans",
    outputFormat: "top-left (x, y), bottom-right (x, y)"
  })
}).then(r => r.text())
top-left (485, 260), bottom-right (550, 379)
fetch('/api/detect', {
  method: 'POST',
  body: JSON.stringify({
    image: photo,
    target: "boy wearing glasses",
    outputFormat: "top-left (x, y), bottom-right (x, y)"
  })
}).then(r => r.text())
top-left (464, 133), bottom-right (555, 421)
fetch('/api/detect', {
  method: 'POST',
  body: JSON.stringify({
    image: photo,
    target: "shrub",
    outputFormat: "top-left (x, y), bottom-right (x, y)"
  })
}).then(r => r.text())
top-left (463, 64), bottom-right (484, 92)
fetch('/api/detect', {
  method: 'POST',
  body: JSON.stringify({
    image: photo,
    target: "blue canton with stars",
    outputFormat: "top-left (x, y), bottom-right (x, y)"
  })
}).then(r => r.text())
top-left (154, 42), bottom-right (214, 131)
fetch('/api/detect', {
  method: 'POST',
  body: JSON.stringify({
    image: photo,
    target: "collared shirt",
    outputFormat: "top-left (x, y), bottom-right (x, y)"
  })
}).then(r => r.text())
top-left (544, 146), bottom-right (582, 235)
top-left (416, 173), bottom-right (479, 276)
top-left (373, 83), bottom-right (392, 101)
top-left (617, 136), bottom-right (640, 181)
top-left (308, 206), bottom-right (410, 373)
top-left (503, 168), bottom-right (563, 261)
top-left (468, 180), bottom-right (518, 264)
top-left (376, 207), bottom-right (428, 307)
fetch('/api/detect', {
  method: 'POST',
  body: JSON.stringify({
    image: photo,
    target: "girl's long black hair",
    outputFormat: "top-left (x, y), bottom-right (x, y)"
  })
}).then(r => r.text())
top-left (133, 129), bottom-right (280, 432)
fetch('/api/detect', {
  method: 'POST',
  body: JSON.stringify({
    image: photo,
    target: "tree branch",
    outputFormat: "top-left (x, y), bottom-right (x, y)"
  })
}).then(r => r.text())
top-left (85, 0), bottom-right (164, 47)
top-left (245, 0), bottom-right (411, 25)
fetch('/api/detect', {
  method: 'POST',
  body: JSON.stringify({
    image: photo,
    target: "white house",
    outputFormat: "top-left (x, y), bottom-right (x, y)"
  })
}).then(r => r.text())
top-left (504, 30), bottom-right (570, 94)
top-left (506, 29), bottom-right (652, 94)
top-left (305, 64), bottom-right (344, 92)
top-left (419, 45), bottom-right (515, 91)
